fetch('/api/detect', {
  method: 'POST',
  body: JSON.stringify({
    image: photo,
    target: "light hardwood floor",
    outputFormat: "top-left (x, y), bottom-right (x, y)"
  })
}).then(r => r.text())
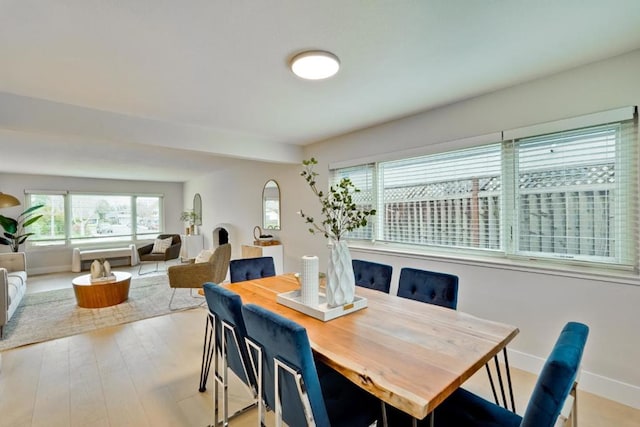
top-left (0, 272), bottom-right (638, 426)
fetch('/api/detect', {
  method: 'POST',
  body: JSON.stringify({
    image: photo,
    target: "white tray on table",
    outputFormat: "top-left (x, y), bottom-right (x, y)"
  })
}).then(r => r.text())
top-left (276, 290), bottom-right (367, 321)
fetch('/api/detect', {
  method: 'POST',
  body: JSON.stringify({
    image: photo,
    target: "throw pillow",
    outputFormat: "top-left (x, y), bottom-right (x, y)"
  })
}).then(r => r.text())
top-left (151, 237), bottom-right (173, 254)
top-left (194, 250), bottom-right (214, 263)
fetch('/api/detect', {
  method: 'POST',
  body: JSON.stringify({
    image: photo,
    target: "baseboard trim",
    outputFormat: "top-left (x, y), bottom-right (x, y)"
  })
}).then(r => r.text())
top-left (29, 265), bottom-right (73, 276)
top-left (29, 259), bottom-right (132, 276)
top-left (508, 348), bottom-right (640, 409)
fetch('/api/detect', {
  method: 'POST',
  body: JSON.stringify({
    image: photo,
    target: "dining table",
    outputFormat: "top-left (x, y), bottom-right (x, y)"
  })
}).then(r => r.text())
top-left (224, 273), bottom-right (519, 422)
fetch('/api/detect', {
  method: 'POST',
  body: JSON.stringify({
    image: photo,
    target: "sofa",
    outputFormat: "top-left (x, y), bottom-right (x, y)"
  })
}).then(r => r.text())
top-left (0, 252), bottom-right (27, 339)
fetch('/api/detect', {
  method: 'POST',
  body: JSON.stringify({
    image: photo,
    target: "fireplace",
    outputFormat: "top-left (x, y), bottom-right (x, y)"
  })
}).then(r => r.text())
top-left (212, 224), bottom-right (235, 249)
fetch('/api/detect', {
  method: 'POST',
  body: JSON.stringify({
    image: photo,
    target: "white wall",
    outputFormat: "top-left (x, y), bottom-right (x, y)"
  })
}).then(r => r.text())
top-left (281, 49), bottom-right (640, 407)
top-left (181, 157), bottom-right (301, 263)
top-left (0, 172), bottom-right (183, 273)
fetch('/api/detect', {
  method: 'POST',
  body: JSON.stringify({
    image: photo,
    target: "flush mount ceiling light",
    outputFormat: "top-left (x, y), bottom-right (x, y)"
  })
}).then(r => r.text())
top-left (290, 50), bottom-right (340, 80)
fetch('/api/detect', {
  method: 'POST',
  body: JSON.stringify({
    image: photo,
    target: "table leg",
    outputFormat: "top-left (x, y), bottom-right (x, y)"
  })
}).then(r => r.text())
top-left (503, 348), bottom-right (516, 412)
top-left (485, 348), bottom-right (516, 413)
top-left (413, 412), bottom-right (433, 427)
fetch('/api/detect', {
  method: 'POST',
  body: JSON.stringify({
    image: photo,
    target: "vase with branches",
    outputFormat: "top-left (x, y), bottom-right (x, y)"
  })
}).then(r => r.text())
top-left (299, 158), bottom-right (376, 241)
top-left (299, 157), bottom-right (376, 306)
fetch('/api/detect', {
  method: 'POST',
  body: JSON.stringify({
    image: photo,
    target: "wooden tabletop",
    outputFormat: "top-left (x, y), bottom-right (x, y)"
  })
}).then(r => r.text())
top-left (225, 274), bottom-right (519, 420)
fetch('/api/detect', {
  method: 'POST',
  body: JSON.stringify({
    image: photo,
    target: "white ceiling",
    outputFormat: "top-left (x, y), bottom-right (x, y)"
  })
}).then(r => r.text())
top-left (1, 0), bottom-right (640, 181)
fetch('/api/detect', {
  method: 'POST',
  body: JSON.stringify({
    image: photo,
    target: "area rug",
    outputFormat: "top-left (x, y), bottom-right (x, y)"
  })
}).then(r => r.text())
top-left (0, 274), bottom-right (204, 352)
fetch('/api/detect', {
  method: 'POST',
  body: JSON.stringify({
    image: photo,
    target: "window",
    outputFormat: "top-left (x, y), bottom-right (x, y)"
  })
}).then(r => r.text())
top-left (510, 121), bottom-right (636, 265)
top-left (26, 192), bottom-right (163, 246)
top-left (330, 164), bottom-right (376, 240)
top-left (29, 193), bottom-right (66, 245)
top-left (379, 144), bottom-right (502, 251)
top-left (136, 197), bottom-right (161, 237)
top-left (331, 109), bottom-right (637, 268)
top-left (70, 194), bottom-right (132, 242)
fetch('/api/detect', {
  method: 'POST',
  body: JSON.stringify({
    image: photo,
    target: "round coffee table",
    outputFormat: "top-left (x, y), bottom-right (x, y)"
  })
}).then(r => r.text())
top-left (72, 271), bottom-right (132, 308)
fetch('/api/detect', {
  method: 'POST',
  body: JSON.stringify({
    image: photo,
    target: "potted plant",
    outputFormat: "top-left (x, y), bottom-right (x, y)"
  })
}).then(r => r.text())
top-left (180, 210), bottom-right (200, 235)
top-left (0, 204), bottom-right (45, 252)
top-left (299, 157), bottom-right (376, 306)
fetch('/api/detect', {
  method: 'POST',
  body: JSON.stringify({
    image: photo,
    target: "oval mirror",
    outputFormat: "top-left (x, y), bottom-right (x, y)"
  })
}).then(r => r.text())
top-left (193, 193), bottom-right (202, 226)
top-left (262, 180), bottom-right (281, 230)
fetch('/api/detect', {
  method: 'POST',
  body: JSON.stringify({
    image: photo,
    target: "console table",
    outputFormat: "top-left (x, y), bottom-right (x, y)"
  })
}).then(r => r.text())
top-left (241, 242), bottom-right (283, 275)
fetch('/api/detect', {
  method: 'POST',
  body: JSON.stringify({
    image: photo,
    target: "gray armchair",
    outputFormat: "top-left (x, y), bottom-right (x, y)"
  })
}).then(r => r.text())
top-left (167, 243), bottom-right (231, 308)
top-left (137, 234), bottom-right (182, 274)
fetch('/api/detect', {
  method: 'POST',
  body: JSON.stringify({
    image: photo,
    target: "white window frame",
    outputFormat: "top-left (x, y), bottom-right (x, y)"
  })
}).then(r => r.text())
top-left (25, 191), bottom-right (165, 248)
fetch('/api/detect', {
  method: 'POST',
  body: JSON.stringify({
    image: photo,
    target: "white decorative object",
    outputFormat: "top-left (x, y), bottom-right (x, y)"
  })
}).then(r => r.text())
top-left (103, 260), bottom-right (111, 276)
top-left (300, 255), bottom-right (319, 306)
top-left (326, 240), bottom-right (355, 307)
top-left (277, 290), bottom-right (367, 322)
top-left (90, 259), bottom-right (102, 280)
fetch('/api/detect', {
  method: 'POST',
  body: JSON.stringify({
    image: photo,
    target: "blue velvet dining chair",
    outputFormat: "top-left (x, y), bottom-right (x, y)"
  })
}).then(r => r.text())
top-left (229, 256), bottom-right (276, 283)
top-left (417, 321), bottom-right (589, 427)
top-left (241, 303), bottom-right (380, 427)
top-left (200, 283), bottom-right (258, 426)
top-left (352, 259), bottom-right (393, 293)
top-left (397, 267), bottom-right (458, 309)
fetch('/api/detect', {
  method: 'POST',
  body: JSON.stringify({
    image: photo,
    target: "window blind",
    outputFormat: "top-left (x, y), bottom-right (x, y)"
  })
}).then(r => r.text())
top-left (379, 143), bottom-right (503, 250)
top-left (329, 107), bottom-right (638, 270)
top-left (329, 164), bottom-right (376, 240)
top-left (509, 119), bottom-right (637, 265)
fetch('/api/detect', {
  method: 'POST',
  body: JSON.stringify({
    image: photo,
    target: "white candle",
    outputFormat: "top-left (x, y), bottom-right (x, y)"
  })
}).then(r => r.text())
top-left (300, 255), bottom-right (319, 306)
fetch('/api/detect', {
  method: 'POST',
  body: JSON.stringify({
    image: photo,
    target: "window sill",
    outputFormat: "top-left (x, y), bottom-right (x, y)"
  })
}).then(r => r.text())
top-left (347, 240), bottom-right (640, 287)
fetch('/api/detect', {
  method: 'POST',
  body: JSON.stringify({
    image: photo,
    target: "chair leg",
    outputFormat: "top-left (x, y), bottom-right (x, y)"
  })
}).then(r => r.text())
top-left (138, 261), bottom-right (159, 275)
top-left (168, 288), bottom-right (178, 310)
top-left (571, 383), bottom-right (578, 427)
top-left (199, 314), bottom-right (214, 392)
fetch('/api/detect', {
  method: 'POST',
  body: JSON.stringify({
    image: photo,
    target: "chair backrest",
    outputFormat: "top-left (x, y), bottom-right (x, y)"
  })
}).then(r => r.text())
top-left (242, 303), bottom-right (330, 427)
top-left (209, 243), bottom-right (231, 283)
top-left (229, 257), bottom-right (276, 283)
top-left (352, 259), bottom-right (393, 293)
top-left (521, 322), bottom-right (589, 427)
top-left (397, 267), bottom-right (458, 309)
top-left (202, 282), bottom-right (256, 390)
